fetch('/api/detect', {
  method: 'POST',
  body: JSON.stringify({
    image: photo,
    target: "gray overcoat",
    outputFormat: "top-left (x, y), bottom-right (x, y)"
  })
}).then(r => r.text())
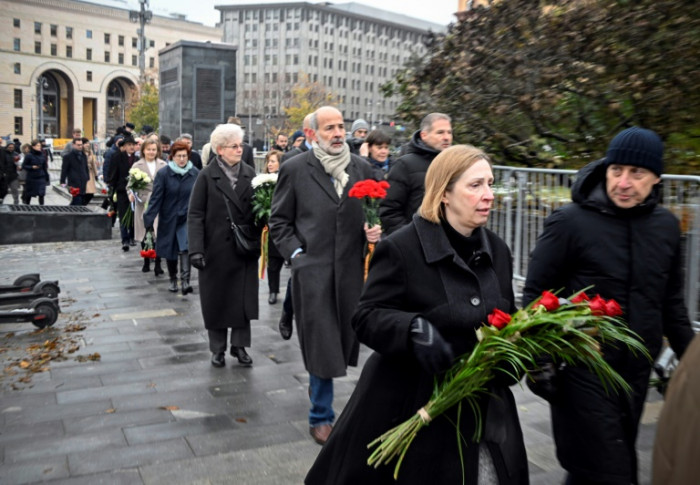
top-left (269, 150), bottom-right (379, 379)
top-left (187, 159), bottom-right (259, 330)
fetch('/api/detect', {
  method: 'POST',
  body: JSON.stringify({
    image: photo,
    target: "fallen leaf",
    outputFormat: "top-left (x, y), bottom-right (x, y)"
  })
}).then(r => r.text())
top-left (235, 417), bottom-right (248, 423)
top-left (159, 405), bottom-right (180, 411)
top-left (105, 408), bottom-right (116, 414)
top-left (19, 361), bottom-right (30, 369)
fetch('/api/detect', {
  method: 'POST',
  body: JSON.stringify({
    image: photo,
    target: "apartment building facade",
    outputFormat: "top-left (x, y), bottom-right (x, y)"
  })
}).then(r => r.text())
top-left (217, 2), bottom-right (444, 140)
top-left (2, 0), bottom-right (220, 141)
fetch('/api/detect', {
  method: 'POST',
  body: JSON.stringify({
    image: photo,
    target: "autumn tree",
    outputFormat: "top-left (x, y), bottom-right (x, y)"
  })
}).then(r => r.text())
top-left (384, 0), bottom-right (700, 173)
top-left (282, 73), bottom-right (337, 131)
top-left (127, 83), bottom-right (159, 133)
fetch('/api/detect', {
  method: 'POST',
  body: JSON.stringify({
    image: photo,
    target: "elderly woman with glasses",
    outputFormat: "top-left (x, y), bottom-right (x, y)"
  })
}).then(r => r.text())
top-left (143, 140), bottom-right (199, 294)
top-left (187, 124), bottom-right (261, 368)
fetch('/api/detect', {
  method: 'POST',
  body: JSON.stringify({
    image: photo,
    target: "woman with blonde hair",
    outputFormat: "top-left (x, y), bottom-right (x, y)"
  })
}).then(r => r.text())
top-left (132, 138), bottom-right (167, 274)
top-left (81, 138), bottom-right (98, 205)
top-left (307, 145), bottom-right (528, 484)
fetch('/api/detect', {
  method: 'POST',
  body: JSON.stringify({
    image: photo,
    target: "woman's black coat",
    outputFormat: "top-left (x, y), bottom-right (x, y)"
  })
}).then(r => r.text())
top-left (306, 215), bottom-right (529, 485)
top-left (144, 165), bottom-right (198, 261)
top-left (187, 159), bottom-right (260, 330)
top-left (21, 149), bottom-right (47, 197)
top-left (522, 159), bottom-right (694, 483)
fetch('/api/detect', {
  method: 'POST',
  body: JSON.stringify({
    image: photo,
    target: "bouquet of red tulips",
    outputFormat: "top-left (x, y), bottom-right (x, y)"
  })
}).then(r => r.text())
top-left (367, 289), bottom-right (648, 480)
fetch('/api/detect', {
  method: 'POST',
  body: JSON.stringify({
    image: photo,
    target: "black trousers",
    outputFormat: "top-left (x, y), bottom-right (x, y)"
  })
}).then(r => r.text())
top-left (267, 256), bottom-right (284, 293)
top-left (208, 327), bottom-right (251, 354)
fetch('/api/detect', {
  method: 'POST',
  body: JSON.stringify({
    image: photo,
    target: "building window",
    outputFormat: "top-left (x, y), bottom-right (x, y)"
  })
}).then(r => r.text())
top-left (132, 37), bottom-right (137, 48)
top-left (132, 55), bottom-right (137, 66)
top-left (118, 35), bottom-right (124, 46)
top-left (105, 51), bottom-right (110, 62)
top-left (118, 53), bottom-right (124, 64)
top-left (87, 71), bottom-right (92, 82)
top-left (66, 26), bottom-right (73, 39)
top-left (104, 33), bottom-right (110, 44)
top-left (13, 18), bottom-right (20, 28)
top-left (51, 44), bottom-right (57, 56)
top-left (14, 63), bottom-right (20, 74)
top-left (149, 40), bottom-right (155, 48)
top-left (14, 89), bottom-right (22, 109)
top-left (149, 57), bottom-right (154, 68)
top-left (14, 117), bottom-right (23, 135)
top-left (13, 38), bottom-right (20, 51)
top-left (34, 22), bottom-right (41, 34)
top-left (35, 41), bottom-right (41, 54)
top-left (51, 24), bottom-right (57, 36)
top-left (86, 29), bottom-right (92, 39)
top-left (86, 48), bottom-right (92, 60)
top-left (66, 46), bottom-right (72, 58)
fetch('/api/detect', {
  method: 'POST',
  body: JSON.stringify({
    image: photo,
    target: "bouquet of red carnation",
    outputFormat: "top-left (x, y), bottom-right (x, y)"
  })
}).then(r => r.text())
top-left (139, 229), bottom-right (157, 259)
top-left (69, 186), bottom-right (80, 197)
top-left (348, 179), bottom-right (390, 280)
top-left (348, 179), bottom-right (390, 228)
top-left (367, 288), bottom-right (648, 480)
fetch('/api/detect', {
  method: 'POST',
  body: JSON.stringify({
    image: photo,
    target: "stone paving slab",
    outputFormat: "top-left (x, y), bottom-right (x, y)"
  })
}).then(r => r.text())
top-left (0, 237), bottom-right (660, 484)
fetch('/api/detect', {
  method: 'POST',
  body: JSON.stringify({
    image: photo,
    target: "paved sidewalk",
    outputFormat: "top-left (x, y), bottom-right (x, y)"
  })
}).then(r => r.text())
top-left (0, 235), bottom-right (660, 484)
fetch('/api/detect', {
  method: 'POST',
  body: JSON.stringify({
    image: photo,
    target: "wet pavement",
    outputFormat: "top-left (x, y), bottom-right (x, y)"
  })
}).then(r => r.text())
top-left (0, 191), bottom-right (660, 484)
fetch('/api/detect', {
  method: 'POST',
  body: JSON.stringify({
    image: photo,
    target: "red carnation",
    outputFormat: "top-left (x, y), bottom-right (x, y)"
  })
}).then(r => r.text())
top-left (487, 308), bottom-right (511, 329)
top-left (534, 290), bottom-right (560, 311)
top-left (139, 250), bottom-right (148, 258)
top-left (69, 187), bottom-right (80, 197)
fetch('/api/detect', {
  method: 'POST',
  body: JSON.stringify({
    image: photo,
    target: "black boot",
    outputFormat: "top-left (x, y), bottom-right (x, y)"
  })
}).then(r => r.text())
top-left (153, 257), bottom-right (164, 276)
top-left (166, 259), bottom-right (178, 293)
top-left (141, 257), bottom-right (151, 273)
top-left (180, 252), bottom-right (193, 295)
top-left (279, 310), bottom-right (293, 340)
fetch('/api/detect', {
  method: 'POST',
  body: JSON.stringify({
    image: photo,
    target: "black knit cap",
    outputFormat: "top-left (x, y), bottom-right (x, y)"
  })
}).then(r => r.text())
top-left (605, 127), bottom-right (664, 176)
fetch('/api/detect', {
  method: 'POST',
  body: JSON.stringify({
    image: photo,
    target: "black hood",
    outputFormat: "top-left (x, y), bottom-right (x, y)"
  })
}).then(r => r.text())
top-left (571, 159), bottom-right (660, 216)
top-left (406, 130), bottom-right (441, 158)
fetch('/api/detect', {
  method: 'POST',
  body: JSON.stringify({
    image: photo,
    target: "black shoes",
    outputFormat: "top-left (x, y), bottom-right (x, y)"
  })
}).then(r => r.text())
top-left (154, 259), bottom-right (164, 276)
top-left (279, 311), bottom-right (293, 340)
top-left (211, 353), bottom-right (225, 368)
top-left (142, 258), bottom-right (151, 273)
top-left (231, 347), bottom-right (253, 366)
top-left (268, 292), bottom-right (278, 304)
top-left (129, 239), bottom-right (137, 247)
top-left (122, 243), bottom-right (129, 252)
top-left (168, 279), bottom-right (178, 293)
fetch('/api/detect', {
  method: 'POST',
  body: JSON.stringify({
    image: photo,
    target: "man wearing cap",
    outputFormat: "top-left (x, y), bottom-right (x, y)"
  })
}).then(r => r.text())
top-left (346, 118), bottom-right (369, 155)
top-left (108, 135), bottom-right (139, 251)
top-left (523, 127), bottom-right (695, 485)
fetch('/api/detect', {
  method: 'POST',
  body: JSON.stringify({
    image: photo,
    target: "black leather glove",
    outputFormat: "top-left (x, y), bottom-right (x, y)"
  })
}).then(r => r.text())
top-left (190, 253), bottom-right (206, 270)
top-left (526, 356), bottom-right (561, 402)
top-left (410, 317), bottom-right (454, 374)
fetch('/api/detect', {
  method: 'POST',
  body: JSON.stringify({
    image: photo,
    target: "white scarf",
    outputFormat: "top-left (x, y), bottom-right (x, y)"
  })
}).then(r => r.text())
top-left (312, 141), bottom-right (350, 197)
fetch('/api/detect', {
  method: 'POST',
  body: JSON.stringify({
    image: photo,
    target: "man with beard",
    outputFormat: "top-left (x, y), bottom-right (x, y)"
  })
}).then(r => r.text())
top-left (379, 113), bottom-right (453, 234)
top-left (273, 133), bottom-right (289, 152)
top-left (269, 106), bottom-right (381, 445)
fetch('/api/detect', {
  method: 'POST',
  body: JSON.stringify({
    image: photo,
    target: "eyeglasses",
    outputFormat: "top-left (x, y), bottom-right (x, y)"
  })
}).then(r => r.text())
top-left (172, 153), bottom-right (188, 159)
top-left (221, 144), bottom-right (243, 150)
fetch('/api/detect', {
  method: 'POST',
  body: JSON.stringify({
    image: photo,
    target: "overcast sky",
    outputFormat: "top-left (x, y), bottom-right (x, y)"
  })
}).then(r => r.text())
top-left (101, 0), bottom-right (459, 28)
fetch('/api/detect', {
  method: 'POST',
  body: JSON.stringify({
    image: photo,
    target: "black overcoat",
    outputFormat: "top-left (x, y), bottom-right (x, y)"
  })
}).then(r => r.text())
top-left (60, 150), bottom-right (89, 194)
top-left (21, 149), bottom-right (47, 197)
top-left (523, 159), bottom-right (694, 483)
top-left (187, 159), bottom-right (259, 330)
top-left (144, 165), bottom-right (198, 261)
top-left (306, 216), bottom-right (529, 484)
top-left (269, 150), bottom-right (379, 379)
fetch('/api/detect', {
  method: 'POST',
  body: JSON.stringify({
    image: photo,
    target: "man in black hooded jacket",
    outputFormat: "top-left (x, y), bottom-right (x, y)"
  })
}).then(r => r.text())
top-left (379, 113), bottom-right (452, 234)
top-left (523, 127), bottom-right (695, 485)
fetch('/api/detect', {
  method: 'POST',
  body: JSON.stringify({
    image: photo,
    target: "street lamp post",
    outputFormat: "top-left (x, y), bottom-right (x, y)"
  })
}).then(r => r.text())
top-left (130, 0), bottom-right (152, 86)
top-left (36, 76), bottom-right (48, 139)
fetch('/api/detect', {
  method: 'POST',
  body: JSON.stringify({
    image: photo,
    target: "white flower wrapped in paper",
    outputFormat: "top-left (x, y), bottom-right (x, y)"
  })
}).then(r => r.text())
top-left (251, 173), bottom-right (278, 189)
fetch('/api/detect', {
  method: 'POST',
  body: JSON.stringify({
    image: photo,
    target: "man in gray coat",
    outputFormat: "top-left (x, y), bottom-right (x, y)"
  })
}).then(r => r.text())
top-left (269, 106), bottom-right (382, 446)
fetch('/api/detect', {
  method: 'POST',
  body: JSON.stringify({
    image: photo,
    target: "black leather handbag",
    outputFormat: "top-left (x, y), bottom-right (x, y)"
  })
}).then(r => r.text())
top-left (222, 194), bottom-right (260, 260)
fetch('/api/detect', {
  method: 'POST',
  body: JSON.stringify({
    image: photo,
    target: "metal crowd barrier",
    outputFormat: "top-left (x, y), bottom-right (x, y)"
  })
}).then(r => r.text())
top-left (488, 166), bottom-right (700, 324)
